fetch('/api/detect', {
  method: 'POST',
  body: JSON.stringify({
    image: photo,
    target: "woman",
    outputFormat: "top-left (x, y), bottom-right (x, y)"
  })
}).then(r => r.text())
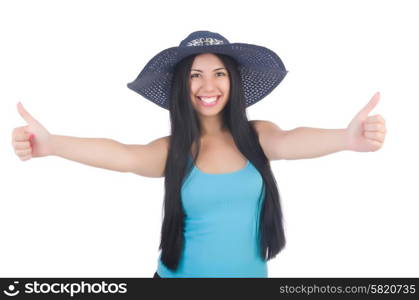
top-left (12, 31), bottom-right (387, 278)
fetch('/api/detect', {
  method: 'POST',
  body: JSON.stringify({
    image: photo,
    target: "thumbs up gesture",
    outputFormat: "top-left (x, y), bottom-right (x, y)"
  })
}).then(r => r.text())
top-left (12, 102), bottom-right (53, 160)
top-left (346, 92), bottom-right (387, 152)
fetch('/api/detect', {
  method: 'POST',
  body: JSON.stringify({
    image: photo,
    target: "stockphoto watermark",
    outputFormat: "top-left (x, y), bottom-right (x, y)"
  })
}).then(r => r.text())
top-left (2, 280), bottom-right (128, 297)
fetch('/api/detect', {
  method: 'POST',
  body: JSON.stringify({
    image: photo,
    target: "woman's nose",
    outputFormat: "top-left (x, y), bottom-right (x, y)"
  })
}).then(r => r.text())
top-left (201, 77), bottom-right (217, 91)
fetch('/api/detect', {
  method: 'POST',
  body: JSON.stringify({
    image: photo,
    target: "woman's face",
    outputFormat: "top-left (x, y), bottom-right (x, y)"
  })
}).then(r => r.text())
top-left (189, 53), bottom-right (230, 117)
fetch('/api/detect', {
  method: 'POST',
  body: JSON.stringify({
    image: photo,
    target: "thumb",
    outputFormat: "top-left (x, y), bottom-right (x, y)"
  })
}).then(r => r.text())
top-left (17, 102), bottom-right (39, 124)
top-left (355, 92), bottom-right (380, 120)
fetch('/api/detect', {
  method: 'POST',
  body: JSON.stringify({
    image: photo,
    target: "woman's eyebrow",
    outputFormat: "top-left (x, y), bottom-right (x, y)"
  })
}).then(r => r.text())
top-left (191, 67), bottom-right (226, 72)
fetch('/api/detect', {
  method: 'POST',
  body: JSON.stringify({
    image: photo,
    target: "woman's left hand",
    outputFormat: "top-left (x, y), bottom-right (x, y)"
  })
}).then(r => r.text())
top-left (346, 92), bottom-right (387, 152)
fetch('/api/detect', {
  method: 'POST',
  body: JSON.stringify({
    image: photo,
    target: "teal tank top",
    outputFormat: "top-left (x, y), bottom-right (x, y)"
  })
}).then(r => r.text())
top-left (156, 157), bottom-right (267, 278)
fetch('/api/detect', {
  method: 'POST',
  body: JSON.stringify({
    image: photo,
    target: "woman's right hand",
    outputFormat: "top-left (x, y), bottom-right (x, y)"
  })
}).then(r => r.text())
top-left (12, 102), bottom-right (53, 161)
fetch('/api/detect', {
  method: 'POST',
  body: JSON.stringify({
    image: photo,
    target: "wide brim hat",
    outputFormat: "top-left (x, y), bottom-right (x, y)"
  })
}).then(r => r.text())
top-left (127, 30), bottom-right (288, 110)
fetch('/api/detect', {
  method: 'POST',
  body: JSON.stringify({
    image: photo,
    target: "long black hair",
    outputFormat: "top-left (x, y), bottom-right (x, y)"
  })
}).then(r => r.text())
top-left (159, 53), bottom-right (286, 270)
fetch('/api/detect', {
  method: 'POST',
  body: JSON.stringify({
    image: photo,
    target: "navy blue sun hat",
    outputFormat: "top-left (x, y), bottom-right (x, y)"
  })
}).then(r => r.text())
top-left (127, 30), bottom-right (288, 110)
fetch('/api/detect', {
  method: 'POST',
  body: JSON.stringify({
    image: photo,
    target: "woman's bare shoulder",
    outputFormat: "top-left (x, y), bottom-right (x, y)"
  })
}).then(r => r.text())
top-left (149, 135), bottom-right (170, 147)
top-left (126, 135), bottom-right (171, 178)
top-left (250, 119), bottom-right (275, 133)
top-left (249, 120), bottom-right (286, 161)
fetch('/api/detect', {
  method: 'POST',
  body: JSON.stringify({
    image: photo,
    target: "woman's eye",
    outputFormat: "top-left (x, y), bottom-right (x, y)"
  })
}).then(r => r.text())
top-left (190, 72), bottom-right (226, 78)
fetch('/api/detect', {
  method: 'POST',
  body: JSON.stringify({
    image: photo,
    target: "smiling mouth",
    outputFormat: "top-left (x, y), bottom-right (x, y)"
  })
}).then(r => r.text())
top-left (197, 96), bottom-right (220, 107)
top-left (198, 96), bottom-right (220, 102)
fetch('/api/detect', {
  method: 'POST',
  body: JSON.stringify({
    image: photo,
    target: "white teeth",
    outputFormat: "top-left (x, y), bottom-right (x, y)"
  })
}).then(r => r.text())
top-left (198, 96), bottom-right (218, 103)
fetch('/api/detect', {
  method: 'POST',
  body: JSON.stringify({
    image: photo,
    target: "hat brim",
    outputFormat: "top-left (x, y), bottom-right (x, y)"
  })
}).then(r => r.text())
top-left (127, 43), bottom-right (288, 109)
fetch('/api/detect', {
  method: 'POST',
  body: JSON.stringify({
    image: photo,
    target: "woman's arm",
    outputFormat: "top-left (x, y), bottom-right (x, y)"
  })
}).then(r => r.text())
top-left (14, 130), bottom-right (167, 176)
top-left (277, 127), bottom-right (349, 160)
top-left (12, 103), bottom-right (135, 172)
top-left (253, 121), bottom-right (348, 160)
top-left (13, 102), bottom-right (167, 177)
top-left (49, 135), bottom-right (133, 172)
top-left (253, 92), bottom-right (386, 160)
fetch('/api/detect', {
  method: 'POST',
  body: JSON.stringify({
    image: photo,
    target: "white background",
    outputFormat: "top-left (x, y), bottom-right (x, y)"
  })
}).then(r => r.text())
top-left (1, 0), bottom-right (418, 277)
